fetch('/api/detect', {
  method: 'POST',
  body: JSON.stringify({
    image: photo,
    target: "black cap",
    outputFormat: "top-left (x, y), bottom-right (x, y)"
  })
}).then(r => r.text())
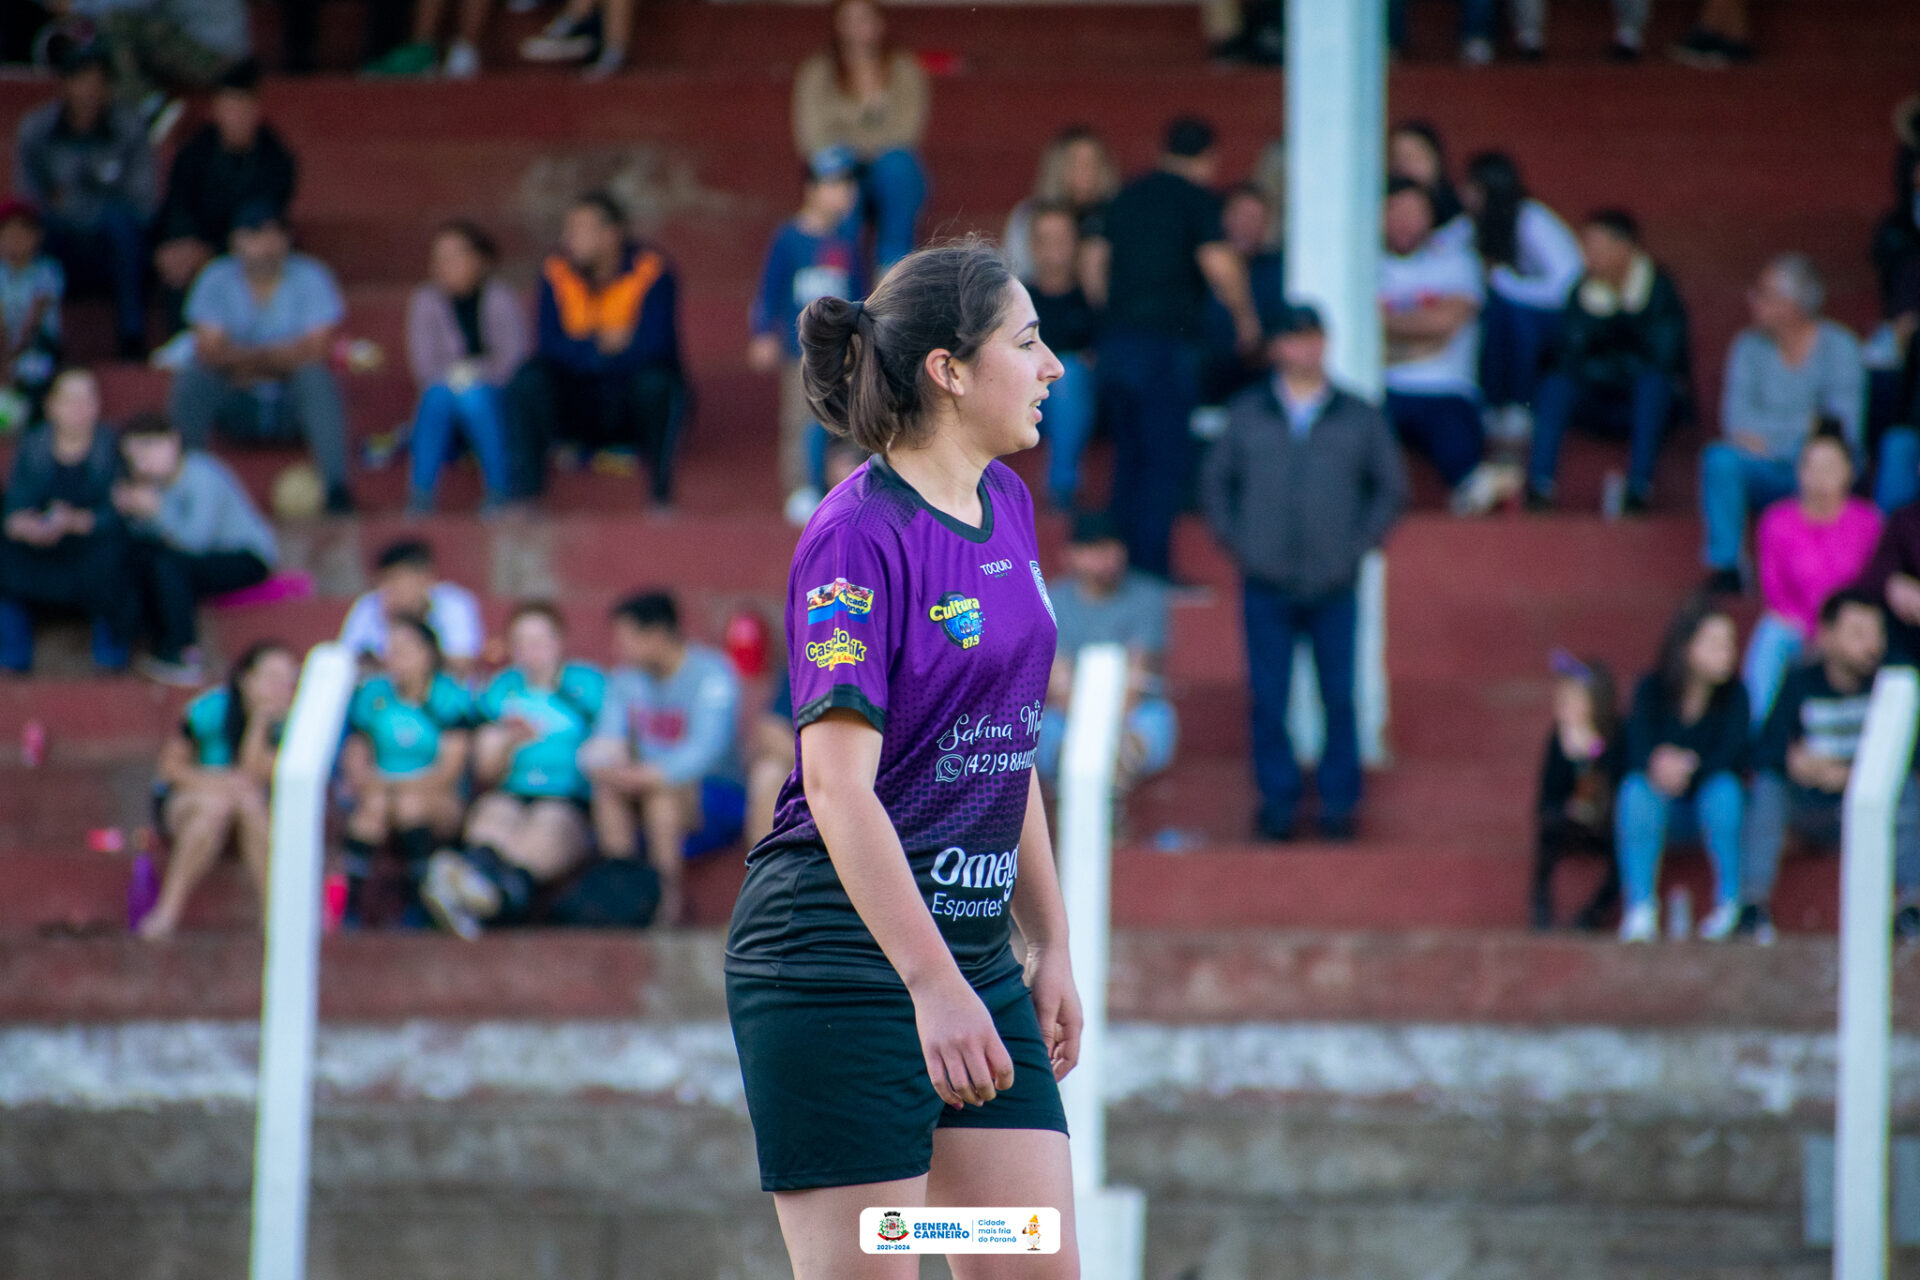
top-left (1068, 510), bottom-right (1124, 546)
top-left (1264, 302), bottom-right (1325, 340)
top-left (230, 198), bottom-right (287, 233)
top-left (56, 41), bottom-right (113, 78)
top-left (1164, 116), bottom-right (1215, 159)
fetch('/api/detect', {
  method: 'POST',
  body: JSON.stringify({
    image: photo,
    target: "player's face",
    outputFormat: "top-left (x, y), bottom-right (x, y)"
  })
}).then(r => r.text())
top-left (509, 613), bottom-right (563, 677)
top-left (953, 281), bottom-right (1063, 456)
top-left (243, 650), bottom-right (300, 719)
top-left (385, 625), bottom-right (436, 686)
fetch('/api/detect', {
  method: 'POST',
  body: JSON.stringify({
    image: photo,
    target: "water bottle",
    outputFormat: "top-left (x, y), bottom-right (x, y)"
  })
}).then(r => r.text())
top-left (1665, 886), bottom-right (1693, 941)
top-left (127, 852), bottom-right (160, 931)
top-left (322, 871), bottom-right (349, 935)
top-left (1601, 471), bottom-right (1627, 522)
top-left (1151, 828), bottom-right (1197, 855)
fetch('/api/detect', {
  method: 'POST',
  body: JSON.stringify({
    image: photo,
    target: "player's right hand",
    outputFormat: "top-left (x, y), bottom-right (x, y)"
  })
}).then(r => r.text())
top-left (910, 975), bottom-right (1016, 1109)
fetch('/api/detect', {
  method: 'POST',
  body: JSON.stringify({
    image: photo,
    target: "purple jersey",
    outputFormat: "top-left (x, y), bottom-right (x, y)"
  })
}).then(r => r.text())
top-left (725, 457), bottom-right (1058, 987)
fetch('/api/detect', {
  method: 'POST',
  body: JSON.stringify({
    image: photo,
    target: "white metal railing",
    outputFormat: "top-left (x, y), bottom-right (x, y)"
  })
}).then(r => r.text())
top-left (1835, 665), bottom-right (1919, 1280)
top-left (251, 642), bottom-right (356, 1280)
top-left (1055, 642), bottom-right (1146, 1279)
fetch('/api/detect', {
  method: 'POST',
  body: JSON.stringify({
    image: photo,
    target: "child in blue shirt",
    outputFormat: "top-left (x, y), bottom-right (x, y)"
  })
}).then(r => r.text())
top-left (747, 146), bottom-right (864, 524)
top-left (0, 199), bottom-right (63, 422)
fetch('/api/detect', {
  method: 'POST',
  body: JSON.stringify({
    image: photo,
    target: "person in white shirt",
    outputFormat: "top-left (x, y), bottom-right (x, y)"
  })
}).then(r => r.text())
top-left (1380, 177), bottom-right (1512, 515)
top-left (1463, 151), bottom-right (1582, 445)
top-left (338, 538), bottom-right (483, 678)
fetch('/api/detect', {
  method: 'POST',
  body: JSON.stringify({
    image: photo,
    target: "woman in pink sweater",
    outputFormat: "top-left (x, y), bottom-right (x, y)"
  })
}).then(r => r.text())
top-left (1744, 427), bottom-right (1882, 724)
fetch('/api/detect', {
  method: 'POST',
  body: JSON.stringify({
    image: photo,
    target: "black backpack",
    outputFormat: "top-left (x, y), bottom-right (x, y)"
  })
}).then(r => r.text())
top-left (545, 858), bottom-right (662, 928)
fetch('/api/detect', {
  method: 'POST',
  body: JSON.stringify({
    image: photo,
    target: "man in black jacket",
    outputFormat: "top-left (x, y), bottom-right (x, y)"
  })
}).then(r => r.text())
top-left (1201, 303), bottom-right (1407, 841)
top-left (1524, 209), bottom-right (1691, 511)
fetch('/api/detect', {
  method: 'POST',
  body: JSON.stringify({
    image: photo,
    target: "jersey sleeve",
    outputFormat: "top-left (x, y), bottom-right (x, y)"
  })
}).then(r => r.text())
top-left (562, 665), bottom-right (607, 723)
top-left (475, 672), bottom-right (510, 723)
top-left (789, 523), bottom-right (898, 733)
top-left (428, 676), bottom-right (476, 730)
top-left (345, 681), bottom-right (376, 737)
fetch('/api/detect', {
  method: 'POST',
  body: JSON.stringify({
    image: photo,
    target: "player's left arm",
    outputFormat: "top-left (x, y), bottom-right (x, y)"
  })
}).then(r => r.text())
top-left (1011, 768), bottom-right (1082, 1081)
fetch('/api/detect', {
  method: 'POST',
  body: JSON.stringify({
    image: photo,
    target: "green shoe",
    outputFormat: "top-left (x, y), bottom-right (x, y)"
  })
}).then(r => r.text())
top-left (363, 42), bottom-right (438, 77)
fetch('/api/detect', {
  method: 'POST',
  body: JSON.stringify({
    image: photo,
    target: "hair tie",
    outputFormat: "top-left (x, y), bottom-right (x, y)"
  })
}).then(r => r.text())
top-left (848, 298), bottom-right (868, 327)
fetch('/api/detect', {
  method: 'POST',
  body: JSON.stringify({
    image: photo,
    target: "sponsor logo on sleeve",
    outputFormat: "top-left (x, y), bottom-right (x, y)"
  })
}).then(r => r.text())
top-left (805, 628), bottom-right (867, 669)
top-left (929, 592), bottom-right (984, 649)
top-left (807, 577), bottom-right (876, 625)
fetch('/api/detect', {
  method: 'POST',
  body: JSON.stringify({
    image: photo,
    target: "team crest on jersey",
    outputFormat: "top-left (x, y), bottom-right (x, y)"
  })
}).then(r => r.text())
top-left (805, 628), bottom-right (867, 668)
top-left (1029, 561), bottom-right (1056, 624)
top-left (929, 592), bottom-right (984, 649)
top-left (806, 577), bottom-right (875, 625)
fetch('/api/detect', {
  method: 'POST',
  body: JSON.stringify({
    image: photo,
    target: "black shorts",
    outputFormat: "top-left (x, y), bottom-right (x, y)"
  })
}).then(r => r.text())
top-left (726, 968), bottom-right (1070, 1192)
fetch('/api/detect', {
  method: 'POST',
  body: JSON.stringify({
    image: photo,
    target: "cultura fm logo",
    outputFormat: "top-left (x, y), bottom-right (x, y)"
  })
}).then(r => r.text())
top-left (929, 592), bottom-right (984, 649)
top-left (878, 1210), bottom-right (910, 1242)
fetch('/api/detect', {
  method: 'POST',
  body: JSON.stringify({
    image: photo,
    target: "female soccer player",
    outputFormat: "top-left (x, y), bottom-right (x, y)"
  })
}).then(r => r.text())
top-left (726, 241), bottom-right (1081, 1279)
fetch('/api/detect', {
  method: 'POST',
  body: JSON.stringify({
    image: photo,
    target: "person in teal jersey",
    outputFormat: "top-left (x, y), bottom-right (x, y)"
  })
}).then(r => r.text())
top-left (339, 616), bottom-right (474, 925)
top-left (140, 641), bottom-right (299, 940)
top-left (420, 602), bottom-right (605, 939)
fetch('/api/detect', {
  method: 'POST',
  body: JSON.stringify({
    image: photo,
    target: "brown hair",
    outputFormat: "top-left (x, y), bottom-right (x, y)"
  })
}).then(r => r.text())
top-left (828, 0), bottom-right (894, 94)
top-left (508, 600), bottom-right (565, 633)
top-left (797, 238), bottom-right (1016, 455)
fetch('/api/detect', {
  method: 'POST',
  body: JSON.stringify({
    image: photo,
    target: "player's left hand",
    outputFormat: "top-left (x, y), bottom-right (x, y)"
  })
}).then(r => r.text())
top-left (1026, 951), bottom-right (1083, 1082)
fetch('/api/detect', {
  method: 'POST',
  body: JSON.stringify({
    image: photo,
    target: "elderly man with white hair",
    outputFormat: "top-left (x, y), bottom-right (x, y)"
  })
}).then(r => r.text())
top-left (1699, 253), bottom-right (1865, 593)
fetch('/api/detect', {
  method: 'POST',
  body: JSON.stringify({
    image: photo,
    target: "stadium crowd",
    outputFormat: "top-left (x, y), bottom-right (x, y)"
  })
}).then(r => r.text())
top-left (2, 1), bottom-right (1919, 945)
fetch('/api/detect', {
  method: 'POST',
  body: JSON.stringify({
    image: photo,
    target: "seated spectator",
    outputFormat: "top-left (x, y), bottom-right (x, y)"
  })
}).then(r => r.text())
top-left (1869, 141), bottom-right (1920, 507)
top-left (138, 641), bottom-right (297, 940)
top-left (580, 592), bottom-right (744, 927)
top-left (506, 191), bottom-right (684, 508)
top-left (518, 0), bottom-right (641, 78)
top-left (339, 617), bottom-right (474, 926)
top-left (1531, 652), bottom-right (1624, 931)
top-left (1387, 121), bottom-right (1466, 242)
top-left (420, 603), bottom-right (606, 939)
top-left (0, 198), bottom-right (62, 419)
top-left (93, 0), bottom-right (251, 109)
top-left (1380, 178), bottom-right (1511, 515)
top-left (1506, 0), bottom-right (1652, 61)
top-left (405, 221), bottom-right (527, 515)
top-left (1002, 126), bottom-right (1118, 282)
top-left (1203, 182), bottom-right (1285, 404)
top-left (1743, 427), bottom-right (1881, 725)
top-left (1037, 513), bottom-right (1179, 797)
top-left (168, 200), bottom-right (352, 513)
top-left (791, 0), bottom-right (928, 270)
top-left (1856, 490), bottom-right (1920, 664)
top-left (0, 369), bottom-right (130, 672)
top-left (152, 59), bottom-right (297, 332)
top-left (365, 0), bottom-right (496, 78)
top-left (743, 677), bottom-right (795, 849)
top-left (280, 0), bottom-right (409, 75)
top-left (1022, 203), bottom-right (1100, 511)
top-left (1615, 597), bottom-right (1748, 943)
top-left (747, 147), bottom-right (863, 525)
top-left (1525, 210), bottom-right (1690, 511)
top-left (113, 412), bottom-right (277, 687)
top-left (12, 43), bottom-right (155, 358)
top-left (339, 538), bottom-right (484, 679)
top-left (1700, 254), bottom-right (1864, 593)
top-left (1669, 0), bottom-right (1754, 67)
top-left (1462, 151), bottom-right (1581, 446)
top-left (1739, 591), bottom-right (1920, 944)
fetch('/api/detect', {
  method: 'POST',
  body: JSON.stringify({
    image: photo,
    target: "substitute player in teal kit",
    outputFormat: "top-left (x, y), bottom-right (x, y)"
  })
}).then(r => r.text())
top-left (726, 240), bottom-right (1082, 1278)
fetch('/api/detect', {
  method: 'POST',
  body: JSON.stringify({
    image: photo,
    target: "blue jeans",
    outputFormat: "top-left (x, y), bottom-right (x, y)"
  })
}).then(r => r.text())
top-left (1527, 368), bottom-right (1671, 498)
top-left (409, 382), bottom-right (510, 506)
top-left (861, 148), bottom-right (927, 271)
top-left (1615, 770), bottom-right (1744, 910)
top-left (1388, 0), bottom-right (1496, 47)
top-left (1037, 697), bottom-right (1178, 780)
top-left (1479, 293), bottom-right (1562, 409)
top-left (1242, 580), bottom-right (1360, 827)
top-left (1100, 330), bottom-right (1201, 579)
top-left (1742, 771), bottom-right (1920, 904)
top-left (1699, 443), bottom-right (1797, 571)
top-left (1741, 612), bottom-right (1804, 728)
top-left (1040, 351), bottom-right (1097, 509)
top-left (44, 201), bottom-right (148, 346)
top-left (1876, 425), bottom-right (1920, 512)
top-left (1383, 390), bottom-right (1482, 487)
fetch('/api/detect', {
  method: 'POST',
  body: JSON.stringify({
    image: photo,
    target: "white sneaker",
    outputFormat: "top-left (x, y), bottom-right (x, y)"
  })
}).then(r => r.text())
top-left (1696, 900), bottom-right (1741, 941)
top-left (520, 16), bottom-right (594, 62)
top-left (421, 851), bottom-right (484, 941)
top-left (1461, 36), bottom-right (1495, 66)
top-left (1449, 461), bottom-right (1522, 517)
top-left (443, 40), bottom-right (481, 78)
top-left (783, 486), bottom-right (823, 526)
top-left (1618, 901), bottom-right (1658, 943)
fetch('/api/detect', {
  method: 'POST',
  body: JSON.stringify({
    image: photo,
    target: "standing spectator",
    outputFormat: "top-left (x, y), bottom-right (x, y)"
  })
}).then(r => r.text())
top-left (1022, 204), bottom-right (1100, 511)
top-left (1868, 143), bottom-right (1920, 508)
top-left (1700, 255), bottom-right (1865, 593)
top-left (421, 603), bottom-right (607, 939)
top-left (1670, 0), bottom-right (1754, 67)
top-left (1388, 121), bottom-right (1466, 242)
top-left (0, 369), bottom-right (130, 672)
top-left (365, 0), bottom-right (497, 78)
top-left (1386, 0), bottom-right (1496, 66)
top-left (1037, 513), bottom-right (1179, 800)
top-left (1615, 598), bottom-right (1748, 943)
top-left (791, 0), bottom-right (928, 270)
top-left (339, 617), bottom-right (475, 928)
top-left (151, 59), bottom-right (297, 333)
top-left (747, 147), bottom-right (864, 525)
top-left (0, 199), bottom-right (62, 418)
top-left (1381, 178), bottom-right (1510, 515)
top-left (90, 0), bottom-right (251, 109)
top-left (506, 191), bottom-right (684, 508)
top-left (1531, 652), bottom-right (1624, 931)
top-left (1507, 0), bottom-right (1652, 61)
top-left (1525, 210), bottom-right (1691, 511)
top-left (1203, 182), bottom-right (1285, 405)
top-left (580, 591), bottom-right (744, 927)
top-left (1462, 151), bottom-right (1581, 446)
top-left (339, 539), bottom-right (485, 678)
top-left (138, 641), bottom-right (297, 940)
top-left (1086, 116), bottom-right (1259, 581)
top-left (404, 221), bottom-right (528, 515)
top-left (1743, 428), bottom-right (1881, 725)
top-left (1201, 303), bottom-right (1407, 840)
top-left (168, 200), bottom-right (352, 513)
top-left (519, 0), bottom-right (641, 78)
top-left (12, 44), bottom-right (156, 358)
top-left (1002, 126), bottom-right (1119, 282)
top-left (281, 0), bottom-right (411, 75)
top-left (113, 412), bottom-right (277, 687)
top-left (1739, 591), bottom-right (1920, 944)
